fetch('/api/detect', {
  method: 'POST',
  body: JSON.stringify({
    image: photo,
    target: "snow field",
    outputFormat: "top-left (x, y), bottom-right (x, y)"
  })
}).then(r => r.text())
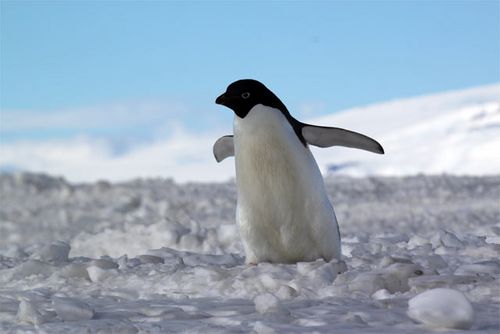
top-left (0, 173), bottom-right (499, 333)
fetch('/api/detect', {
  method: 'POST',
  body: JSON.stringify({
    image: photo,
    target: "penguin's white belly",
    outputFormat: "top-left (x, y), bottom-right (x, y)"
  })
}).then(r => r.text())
top-left (233, 105), bottom-right (341, 264)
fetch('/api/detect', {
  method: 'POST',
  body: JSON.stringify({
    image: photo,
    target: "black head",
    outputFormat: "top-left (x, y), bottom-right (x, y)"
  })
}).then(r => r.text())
top-left (215, 79), bottom-right (289, 119)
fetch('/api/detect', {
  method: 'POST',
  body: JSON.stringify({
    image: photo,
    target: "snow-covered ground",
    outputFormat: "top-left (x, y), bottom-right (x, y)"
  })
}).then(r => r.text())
top-left (0, 173), bottom-right (499, 333)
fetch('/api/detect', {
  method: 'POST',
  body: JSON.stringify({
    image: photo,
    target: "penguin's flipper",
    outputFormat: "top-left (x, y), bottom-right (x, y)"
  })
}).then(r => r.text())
top-left (302, 125), bottom-right (384, 154)
top-left (213, 135), bottom-right (235, 162)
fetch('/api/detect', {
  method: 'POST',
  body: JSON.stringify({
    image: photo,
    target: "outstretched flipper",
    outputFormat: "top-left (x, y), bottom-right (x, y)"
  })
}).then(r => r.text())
top-left (302, 124), bottom-right (384, 154)
top-left (213, 135), bottom-right (234, 162)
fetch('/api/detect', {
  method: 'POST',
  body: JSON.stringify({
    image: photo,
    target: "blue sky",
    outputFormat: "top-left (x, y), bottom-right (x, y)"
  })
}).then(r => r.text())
top-left (0, 1), bottom-right (499, 180)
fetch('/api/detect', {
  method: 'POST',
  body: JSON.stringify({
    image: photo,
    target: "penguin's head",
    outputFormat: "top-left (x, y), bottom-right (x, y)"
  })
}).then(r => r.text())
top-left (215, 79), bottom-right (286, 119)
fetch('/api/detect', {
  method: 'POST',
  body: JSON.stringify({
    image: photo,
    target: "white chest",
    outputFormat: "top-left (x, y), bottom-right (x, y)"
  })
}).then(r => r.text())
top-left (232, 105), bottom-right (338, 263)
top-left (233, 105), bottom-right (316, 200)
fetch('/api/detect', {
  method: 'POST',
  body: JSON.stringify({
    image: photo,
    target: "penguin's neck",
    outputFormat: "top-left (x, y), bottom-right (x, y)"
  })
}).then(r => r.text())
top-left (232, 104), bottom-right (319, 199)
top-left (234, 104), bottom-right (292, 140)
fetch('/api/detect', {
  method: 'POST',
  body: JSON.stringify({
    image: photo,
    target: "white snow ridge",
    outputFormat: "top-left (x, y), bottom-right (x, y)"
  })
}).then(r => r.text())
top-left (0, 173), bottom-right (499, 333)
top-left (311, 84), bottom-right (500, 177)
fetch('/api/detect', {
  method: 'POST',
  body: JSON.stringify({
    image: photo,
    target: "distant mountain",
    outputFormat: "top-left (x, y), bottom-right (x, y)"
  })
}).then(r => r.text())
top-left (308, 84), bottom-right (500, 176)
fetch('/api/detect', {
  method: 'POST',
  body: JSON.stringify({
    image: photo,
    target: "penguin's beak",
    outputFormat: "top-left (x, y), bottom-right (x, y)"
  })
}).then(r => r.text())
top-left (215, 93), bottom-right (227, 106)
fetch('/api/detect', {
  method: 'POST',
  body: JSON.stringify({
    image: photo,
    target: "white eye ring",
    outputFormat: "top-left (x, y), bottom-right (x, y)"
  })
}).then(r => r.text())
top-left (241, 92), bottom-right (250, 99)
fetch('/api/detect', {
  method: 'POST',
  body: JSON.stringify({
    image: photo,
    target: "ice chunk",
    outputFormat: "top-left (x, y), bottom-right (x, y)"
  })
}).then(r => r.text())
top-left (275, 285), bottom-right (298, 300)
top-left (259, 273), bottom-right (280, 290)
top-left (253, 321), bottom-right (277, 334)
top-left (146, 247), bottom-right (185, 267)
top-left (332, 259), bottom-right (348, 274)
top-left (439, 230), bottom-right (464, 248)
top-left (52, 297), bottom-right (94, 321)
top-left (349, 272), bottom-right (385, 294)
top-left (407, 288), bottom-right (474, 329)
top-left (409, 274), bottom-right (493, 290)
top-left (349, 262), bottom-right (423, 294)
top-left (87, 266), bottom-right (118, 282)
top-left (217, 224), bottom-right (239, 247)
top-left (296, 260), bottom-right (326, 275)
top-left (407, 235), bottom-right (430, 249)
top-left (30, 241), bottom-right (70, 264)
top-left (137, 255), bottom-right (165, 264)
top-left (415, 254), bottom-right (448, 271)
top-left (254, 293), bottom-right (285, 314)
top-left (459, 244), bottom-right (500, 258)
top-left (86, 259), bottom-right (119, 282)
top-left (378, 256), bottom-right (413, 268)
top-left (371, 289), bottom-right (392, 300)
top-left (306, 262), bottom-right (339, 287)
top-left (432, 230), bottom-right (465, 252)
top-left (182, 253), bottom-right (242, 267)
top-left (179, 234), bottom-right (201, 250)
top-left (5, 260), bottom-right (56, 280)
top-left (343, 311), bottom-right (368, 325)
top-left (381, 262), bottom-right (424, 293)
top-left (17, 299), bottom-right (50, 325)
top-left (55, 263), bottom-right (90, 280)
top-left (485, 235), bottom-right (500, 244)
top-left (90, 258), bottom-right (119, 269)
top-left (455, 262), bottom-right (500, 276)
top-left (2, 245), bottom-right (29, 258)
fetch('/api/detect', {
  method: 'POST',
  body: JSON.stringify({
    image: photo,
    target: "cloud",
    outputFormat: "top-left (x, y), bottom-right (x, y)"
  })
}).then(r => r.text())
top-left (296, 101), bottom-right (326, 118)
top-left (2, 101), bottom-right (175, 131)
top-left (0, 130), bottom-right (236, 183)
top-left (0, 99), bottom-right (230, 143)
top-left (0, 99), bottom-right (235, 182)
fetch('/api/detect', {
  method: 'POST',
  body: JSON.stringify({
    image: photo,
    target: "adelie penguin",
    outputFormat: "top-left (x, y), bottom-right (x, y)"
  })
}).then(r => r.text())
top-left (214, 79), bottom-right (384, 264)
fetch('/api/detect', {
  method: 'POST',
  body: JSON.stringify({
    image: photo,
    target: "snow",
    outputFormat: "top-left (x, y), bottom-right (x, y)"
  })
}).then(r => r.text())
top-left (52, 297), bottom-right (94, 322)
top-left (408, 288), bottom-right (475, 329)
top-left (0, 173), bottom-right (499, 333)
top-left (311, 84), bottom-right (500, 177)
top-left (16, 299), bottom-right (53, 326)
top-left (30, 241), bottom-right (70, 265)
top-left (253, 293), bottom-right (285, 314)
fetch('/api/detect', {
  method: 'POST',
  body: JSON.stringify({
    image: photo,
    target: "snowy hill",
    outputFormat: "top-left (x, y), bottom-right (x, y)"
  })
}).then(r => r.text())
top-left (309, 84), bottom-right (500, 176)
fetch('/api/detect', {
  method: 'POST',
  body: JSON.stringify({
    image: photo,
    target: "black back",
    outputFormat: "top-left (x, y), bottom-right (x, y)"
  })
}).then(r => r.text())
top-left (215, 79), bottom-right (307, 145)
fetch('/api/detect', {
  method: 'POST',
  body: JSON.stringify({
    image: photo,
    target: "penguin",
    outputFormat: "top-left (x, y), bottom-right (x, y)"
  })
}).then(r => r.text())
top-left (214, 79), bottom-right (384, 264)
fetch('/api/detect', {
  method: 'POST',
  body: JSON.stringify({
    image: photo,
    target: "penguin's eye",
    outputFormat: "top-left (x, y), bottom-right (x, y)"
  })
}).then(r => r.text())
top-left (241, 92), bottom-right (251, 99)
